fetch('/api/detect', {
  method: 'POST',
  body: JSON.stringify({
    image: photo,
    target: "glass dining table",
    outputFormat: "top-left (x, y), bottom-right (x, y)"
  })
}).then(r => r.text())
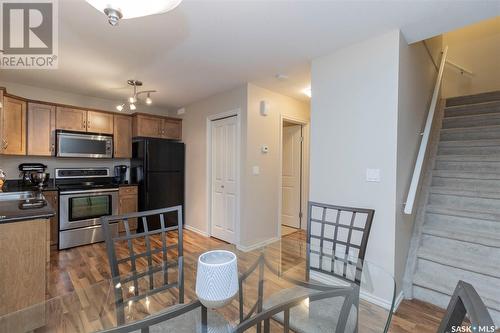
top-left (0, 236), bottom-right (395, 333)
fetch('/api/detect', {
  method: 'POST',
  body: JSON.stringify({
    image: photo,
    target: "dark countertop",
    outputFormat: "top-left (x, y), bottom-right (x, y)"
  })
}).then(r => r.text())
top-left (0, 196), bottom-right (55, 224)
top-left (1, 179), bottom-right (58, 193)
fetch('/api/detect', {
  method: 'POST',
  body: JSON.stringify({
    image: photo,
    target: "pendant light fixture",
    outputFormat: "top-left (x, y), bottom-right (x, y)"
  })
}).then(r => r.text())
top-left (116, 80), bottom-right (156, 112)
top-left (86, 0), bottom-right (183, 26)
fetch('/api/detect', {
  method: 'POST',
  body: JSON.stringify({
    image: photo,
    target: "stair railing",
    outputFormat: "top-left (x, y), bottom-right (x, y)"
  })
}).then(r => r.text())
top-left (404, 46), bottom-right (448, 215)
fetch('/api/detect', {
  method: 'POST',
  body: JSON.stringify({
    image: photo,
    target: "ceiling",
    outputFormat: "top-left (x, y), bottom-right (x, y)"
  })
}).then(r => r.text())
top-left (1, 0), bottom-right (498, 110)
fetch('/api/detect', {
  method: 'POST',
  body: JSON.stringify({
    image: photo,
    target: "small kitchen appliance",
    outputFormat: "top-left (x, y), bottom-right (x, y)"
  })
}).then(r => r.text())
top-left (18, 163), bottom-right (49, 188)
top-left (114, 165), bottom-right (129, 184)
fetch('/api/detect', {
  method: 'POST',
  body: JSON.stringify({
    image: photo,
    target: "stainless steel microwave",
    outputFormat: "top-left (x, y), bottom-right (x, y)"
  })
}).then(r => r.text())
top-left (56, 130), bottom-right (113, 158)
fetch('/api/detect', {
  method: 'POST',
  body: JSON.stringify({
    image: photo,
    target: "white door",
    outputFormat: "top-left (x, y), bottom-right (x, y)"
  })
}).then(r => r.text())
top-left (211, 116), bottom-right (238, 243)
top-left (281, 124), bottom-right (302, 228)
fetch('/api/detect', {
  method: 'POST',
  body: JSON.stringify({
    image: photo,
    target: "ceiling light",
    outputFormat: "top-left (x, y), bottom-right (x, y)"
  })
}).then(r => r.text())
top-left (302, 87), bottom-right (312, 98)
top-left (145, 93), bottom-right (152, 105)
top-left (115, 79), bottom-right (157, 111)
top-left (86, 0), bottom-right (183, 26)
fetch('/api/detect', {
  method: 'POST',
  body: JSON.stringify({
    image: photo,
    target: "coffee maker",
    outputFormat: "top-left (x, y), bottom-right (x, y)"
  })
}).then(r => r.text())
top-left (114, 165), bottom-right (129, 184)
top-left (19, 163), bottom-right (49, 188)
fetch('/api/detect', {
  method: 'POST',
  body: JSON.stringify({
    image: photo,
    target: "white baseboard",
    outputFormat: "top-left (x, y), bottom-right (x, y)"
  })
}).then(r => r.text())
top-left (393, 290), bottom-right (405, 312)
top-left (237, 237), bottom-right (279, 252)
top-left (184, 224), bottom-right (209, 237)
top-left (310, 271), bottom-right (403, 312)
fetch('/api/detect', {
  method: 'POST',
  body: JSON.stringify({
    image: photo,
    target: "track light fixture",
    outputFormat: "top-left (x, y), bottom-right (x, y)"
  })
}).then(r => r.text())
top-left (115, 80), bottom-right (157, 111)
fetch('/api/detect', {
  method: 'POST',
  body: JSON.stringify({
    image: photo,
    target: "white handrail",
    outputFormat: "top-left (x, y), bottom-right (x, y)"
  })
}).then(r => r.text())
top-left (404, 46), bottom-right (448, 215)
top-left (446, 60), bottom-right (473, 76)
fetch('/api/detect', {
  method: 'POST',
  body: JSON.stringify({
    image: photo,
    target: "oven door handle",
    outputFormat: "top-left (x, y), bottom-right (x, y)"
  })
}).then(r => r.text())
top-left (59, 188), bottom-right (119, 195)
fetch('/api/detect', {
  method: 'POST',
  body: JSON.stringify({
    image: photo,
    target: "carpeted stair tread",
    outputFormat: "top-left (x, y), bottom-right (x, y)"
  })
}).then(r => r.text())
top-left (422, 223), bottom-right (500, 248)
top-left (426, 205), bottom-right (500, 222)
top-left (445, 100), bottom-right (500, 118)
top-left (446, 91), bottom-right (500, 107)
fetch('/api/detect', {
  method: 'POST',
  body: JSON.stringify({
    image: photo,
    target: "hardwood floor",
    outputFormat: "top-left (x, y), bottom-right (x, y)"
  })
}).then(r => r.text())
top-left (45, 229), bottom-right (448, 332)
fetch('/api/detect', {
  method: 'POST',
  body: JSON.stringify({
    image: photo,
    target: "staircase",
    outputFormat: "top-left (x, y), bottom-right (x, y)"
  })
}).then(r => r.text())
top-left (409, 91), bottom-right (500, 325)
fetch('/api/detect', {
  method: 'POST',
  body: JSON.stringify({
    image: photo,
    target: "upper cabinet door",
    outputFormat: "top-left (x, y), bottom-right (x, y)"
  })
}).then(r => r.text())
top-left (56, 107), bottom-right (87, 132)
top-left (162, 119), bottom-right (182, 140)
top-left (87, 111), bottom-right (113, 134)
top-left (133, 114), bottom-right (162, 138)
top-left (27, 103), bottom-right (56, 156)
top-left (113, 114), bottom-right (132, 158)
top-left (1, 96), bottom-right (27, 155)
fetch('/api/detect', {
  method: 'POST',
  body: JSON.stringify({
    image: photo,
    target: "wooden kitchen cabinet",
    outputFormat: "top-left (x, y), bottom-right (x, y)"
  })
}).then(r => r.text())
top-left (113, 114), bottom-right (132, 158)
top-left (43, 191), bottom-right (59, 247)
top-left (87, 110), bottom-right (113, 134)
top-left (118, 186), bottom-right (138, 233)
top-left (27, 103), bottom-right (56, 156)
top-left (56, 107), bottom-right (87, 132)
top-left (132, 113), bottom-right (162, 138)
top-left (0, 96), bottom-right (27, 155)
top-left (162, 118), bottom-right (182, 140)
top-left (132, 113), bottom-right (182, 140)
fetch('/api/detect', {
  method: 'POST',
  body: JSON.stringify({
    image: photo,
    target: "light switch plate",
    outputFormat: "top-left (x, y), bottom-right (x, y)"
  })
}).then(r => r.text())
top-left (366, 168), bottom-right (381, 182)
top-left (252, 166), bottom-right (260, 175)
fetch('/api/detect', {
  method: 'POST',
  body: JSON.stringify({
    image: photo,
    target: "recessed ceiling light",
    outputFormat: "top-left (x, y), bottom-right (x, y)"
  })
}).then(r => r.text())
top-left (86, 0), bottom-right (183, 26)
top-left (275, 74), bottom-right (289, 81)
top-left (302, 87), bottom-right (312, 98)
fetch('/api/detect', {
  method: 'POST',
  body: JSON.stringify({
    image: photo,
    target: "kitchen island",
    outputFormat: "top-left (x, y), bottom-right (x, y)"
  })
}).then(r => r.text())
top-left (0, 191), bottom-right (55, 331)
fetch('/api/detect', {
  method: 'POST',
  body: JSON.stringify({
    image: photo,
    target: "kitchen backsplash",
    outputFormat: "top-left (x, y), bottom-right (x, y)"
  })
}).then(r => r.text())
top-left (0, 156), bottom-right (130, 180)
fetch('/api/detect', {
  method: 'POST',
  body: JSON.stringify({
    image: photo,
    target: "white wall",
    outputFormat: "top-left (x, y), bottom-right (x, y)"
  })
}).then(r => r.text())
top-left (442, 16), bottom-right (500, 97)
top-left (0, 81), bottom-right (169, 178)
top-left (175, 85), bottom-right (247, 235)
top-left (241, 84), bottom-right (309, 248)
top-left (311, 30), bottom-right (400, 301)
top-left (395, 33), bottom-right (438, 294)
top-left (311, 29), bottom-right (438, 303)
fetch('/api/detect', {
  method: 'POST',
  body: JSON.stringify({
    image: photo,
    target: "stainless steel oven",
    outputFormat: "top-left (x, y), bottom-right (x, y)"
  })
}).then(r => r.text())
top-left (59, 188), bottom-right (119, 249)
top-left (56, 167), bottom-right (119, 249)
top-left (56, 130), bottom-right (113, 158)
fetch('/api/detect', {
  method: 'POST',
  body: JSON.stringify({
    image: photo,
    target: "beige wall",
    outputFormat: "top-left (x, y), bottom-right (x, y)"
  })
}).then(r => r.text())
top-left (442, 16), bottom-right (500, 97)
top-left (395, 32), bottom-right (438, 295)
top-left (178, 83), bottom-right (309, 248)
top-left (176, 85), bottom-right (247, 235)
top-left (241, 83), bottom-right (309, 248)
top-left (0, 81), bottom-right (169, 116)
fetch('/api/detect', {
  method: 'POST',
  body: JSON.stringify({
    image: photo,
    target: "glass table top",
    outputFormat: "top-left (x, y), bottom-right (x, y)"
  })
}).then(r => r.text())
top-left (0, 236), bottom-right (395, 333)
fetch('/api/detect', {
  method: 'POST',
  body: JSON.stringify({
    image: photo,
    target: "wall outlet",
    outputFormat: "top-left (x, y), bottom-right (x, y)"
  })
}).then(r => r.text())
top-left (366, 168), bottom-right (381, 182)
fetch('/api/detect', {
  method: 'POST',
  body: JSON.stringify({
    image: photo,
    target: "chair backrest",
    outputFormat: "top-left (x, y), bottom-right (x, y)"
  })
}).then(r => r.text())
top-left (437, 280), bottom-right (494, 333)
top-left (233, 285), bottom-right (358, 333)
top-left (100, 206), bottom-right (184, 308)
top-left (306, 201), bottom-right (374, 284)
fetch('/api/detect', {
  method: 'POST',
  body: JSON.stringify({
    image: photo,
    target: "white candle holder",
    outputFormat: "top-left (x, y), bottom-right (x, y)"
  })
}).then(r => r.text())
top-left (195, 250), bottom-right (239, 308)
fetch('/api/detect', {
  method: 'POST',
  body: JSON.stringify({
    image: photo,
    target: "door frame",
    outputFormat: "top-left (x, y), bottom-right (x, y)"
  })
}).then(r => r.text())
top-left (206, 109), bottom-right (241, 246)
top-left (278, 115), bottom-right (310, 239)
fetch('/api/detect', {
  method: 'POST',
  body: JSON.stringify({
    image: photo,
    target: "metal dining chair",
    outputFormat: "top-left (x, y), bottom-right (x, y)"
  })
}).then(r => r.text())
top-left (100, 206), bottom-right (229, 333)
top-left (262, 201), bottom-right (375, 333)
top-left (234, 285), bottom-right (358, 333)
top-left (437, 280), bottom-right (494, 333)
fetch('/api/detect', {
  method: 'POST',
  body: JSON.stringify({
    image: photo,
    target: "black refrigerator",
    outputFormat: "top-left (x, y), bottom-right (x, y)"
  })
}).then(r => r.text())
top-left (131, 138), bottom-right (185, 230)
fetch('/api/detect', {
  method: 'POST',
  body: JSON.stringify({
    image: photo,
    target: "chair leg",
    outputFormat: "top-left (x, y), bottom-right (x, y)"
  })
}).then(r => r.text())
top-left (201, 305), bottom-right (208, 333)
